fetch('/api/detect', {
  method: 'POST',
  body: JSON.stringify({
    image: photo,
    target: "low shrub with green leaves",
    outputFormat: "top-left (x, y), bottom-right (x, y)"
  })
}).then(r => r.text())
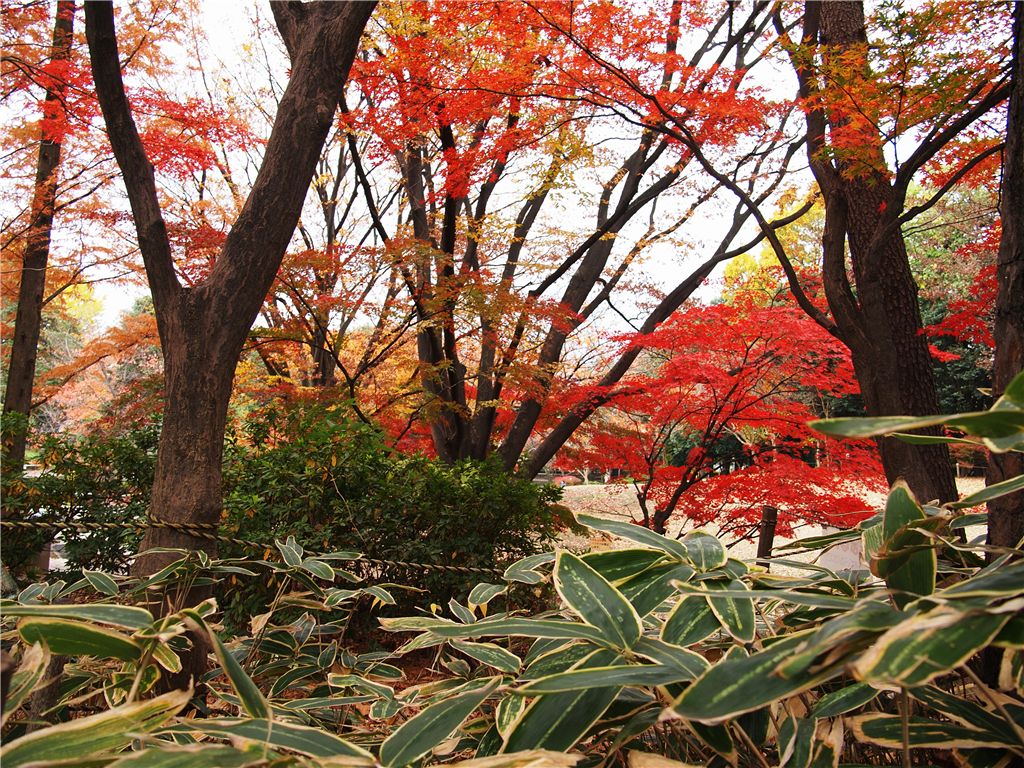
top-left (2, 401), bottom-right (563, 609)
top-left (220, 403), bottom-right (564, 609)
top-left (1, 373), bottom-right (1022, 766)
top-left (0, 425), bottom-right (157, 574)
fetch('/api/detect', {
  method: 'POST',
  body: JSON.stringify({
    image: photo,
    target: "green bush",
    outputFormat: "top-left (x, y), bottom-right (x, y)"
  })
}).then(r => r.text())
top-left (2, 402), bottom-right (561, 612)
top-left (220, 402), bottom-right (563, 614)
top-left (0, 425), bottom-right (156, 575)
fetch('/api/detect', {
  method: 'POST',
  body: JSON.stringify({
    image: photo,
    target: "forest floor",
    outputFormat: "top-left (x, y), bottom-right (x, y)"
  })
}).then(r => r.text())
top-left (556, 476), bottom-right (987, 574)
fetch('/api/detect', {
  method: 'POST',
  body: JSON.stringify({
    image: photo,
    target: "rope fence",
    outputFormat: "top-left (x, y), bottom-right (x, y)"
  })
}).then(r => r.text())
top-left (0, 517), bottom-right (506, 578)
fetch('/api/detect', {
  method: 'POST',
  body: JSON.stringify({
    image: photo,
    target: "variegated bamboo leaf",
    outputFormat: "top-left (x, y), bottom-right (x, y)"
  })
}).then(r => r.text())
top-left (380, 676), bottom-right (500, 767)
top-left (554, 552), bottom-right (643, 650)
top-left (850, 714), bottom-right (1020, 750)
top-left (502, 649), bottom-right (622, 752)
top-left (853, 609), bottom-right (1009, 688)
top-left (661, 596), bottom-right (721, 647)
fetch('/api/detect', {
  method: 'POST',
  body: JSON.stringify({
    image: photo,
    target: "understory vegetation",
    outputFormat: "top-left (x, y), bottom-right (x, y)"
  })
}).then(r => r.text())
top-left (1, 374), bottom-right (1022, 767)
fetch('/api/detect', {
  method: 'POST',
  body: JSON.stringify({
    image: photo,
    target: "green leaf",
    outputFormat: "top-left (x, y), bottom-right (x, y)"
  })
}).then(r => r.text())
top-left (503, 649), bottom-right (622, 752)
top-left (950, 474), bottom-right (1024, 509)
top-left (582, 549), bottom-right (668, 582)
top-left (451, 640), bottom-right (521, 673)
top-left (909, 685), bottom-right (1020, 744)
top-left (1, 642), bottom-right (49, 727)
top-left (469, 583), bottom-right (508, 608)
top-left (151, 642), bottom-right (182, 674)
top-left (457, 751), bottom-right (582, 768)
top-left (778, 528), bottom-right (862, 552)
top-left (777, 715), bottom-right (814, 768)
top-left (680, 586), bottom-right (855, 611)
top-left (688, 721), bottom-right (736, 763)
top-left (82, 570), bottom-right (120, 597)
top-left (669, 633), bottom-right (841, 724)
top-left (516, 661), bottom-right (691, 693)
top-left (496, 696), bottom-right (528, 739)
top-left (661, 596), bottom-right (720, 647)
top-left (450, 599), bottom-right (477, 624)
top-left (415, 617), bottom-right (610, 646)
top-left (299, 557), bottom-right (335, 581)
top-left (379, 676), bottom-right (500, 767)
top-left (276, 537), bottom-right (303, 567)
top-left (18, 618), bottom-right (142, 661)
top-left (0, 688), bottom-right (190, 767)
top-left (503, 553), bottom-right (555, 584)
top-left (522, 643), bottom-right (598, 681)
top-left (812, 406), bottom-right (1024, 449)
top-left (779, 599), bottom-right (904, 678)
top-left (811, 682), bottom-right (879, 718)
top-left (618, 563), bottom-right (694, 617)
top-left (850, 715), bottom-right (1020, 749)
top-left (681, 531), bottom-right (726, 571)
top-left (940, 559), bottom-right (1024, 599)
top-left (1001, 370), bottom-right (1024, 406)
top-left (951, 512), bottom-right (989, 530)
top-left (0, 602), bottom-right (153, 629)
top-left (109, 744), bottom-right (269, 768)
top-left (853, 609), bottom-right (1010, 688)
top-left (705, 580), bottom-right (756, 644)
top-left (575, 514), bottom-right (689, 560)
top-left (183, 609), bottom-right (270, 720)
top-left (554, 552), bottom-right (643, 650)
top-left (328, 673), bottom-right (396, 700)
top-left (878, 482), bottom-right (935, 608)
top-left (169, 717), bottom-right (372, 759)
top-left (632, 636), bottom-right (709, 679)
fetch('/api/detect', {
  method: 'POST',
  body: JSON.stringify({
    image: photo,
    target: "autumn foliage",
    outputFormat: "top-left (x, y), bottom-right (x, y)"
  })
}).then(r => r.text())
top-left (554, 290), bottom-right (884, 534)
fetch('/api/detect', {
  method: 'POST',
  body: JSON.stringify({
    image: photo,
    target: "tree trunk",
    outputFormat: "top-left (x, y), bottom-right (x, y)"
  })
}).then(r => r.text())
top-left (756, 506), bottom-right (778, 567)
top-left (811, 1), bottom-right (958, 505)
top-left (132, 296), bottom-right (239, 576)
top-left (1, 1), bottom-right (75, 470)
top-left (987, 0), bottom-right (1024, 553)
top-left (86, 0), bottom-right (376, 583)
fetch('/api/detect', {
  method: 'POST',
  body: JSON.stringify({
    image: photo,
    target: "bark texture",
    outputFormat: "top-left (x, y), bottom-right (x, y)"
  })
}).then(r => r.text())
top-left (2, 1), bottom-right (75, 471)
top-left (987, 0), bottom-right (1024, 552)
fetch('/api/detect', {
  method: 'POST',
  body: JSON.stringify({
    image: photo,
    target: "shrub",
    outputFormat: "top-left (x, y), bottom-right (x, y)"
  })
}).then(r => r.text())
top-left (220, 402), bottom-right (563, 613)
top-left (0, 425), bottom-right (157, 575)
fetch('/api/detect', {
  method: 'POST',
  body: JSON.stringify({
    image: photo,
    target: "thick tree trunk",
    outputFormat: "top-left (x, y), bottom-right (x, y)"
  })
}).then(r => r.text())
top-left (987, 0), bottom-right (1024, 553)
top-left (132, 297), bottom-right (239, 576)
top-left (813, 1), bottom-right (958, 505)
top-left (1, 1), bottom-right (75, 470)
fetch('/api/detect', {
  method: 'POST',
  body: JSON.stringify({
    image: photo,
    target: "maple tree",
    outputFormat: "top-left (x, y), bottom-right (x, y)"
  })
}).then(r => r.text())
top-left (326, 0), bottom-right (815, 473)
top-left (524, 0), bottom-right (1010, 507)
top-left (554, 291), bottom-right (884, 536)
top-left (765, 0), bottom-right (1009, 504)
top-left (1, 2), bottom-right (201, 468)
top-left (1, 0), bottom-right (75, 471)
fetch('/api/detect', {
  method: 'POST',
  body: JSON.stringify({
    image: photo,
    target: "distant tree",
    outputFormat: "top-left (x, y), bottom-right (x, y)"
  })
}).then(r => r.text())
top-left (2, 1), bottom-right (75, 470)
